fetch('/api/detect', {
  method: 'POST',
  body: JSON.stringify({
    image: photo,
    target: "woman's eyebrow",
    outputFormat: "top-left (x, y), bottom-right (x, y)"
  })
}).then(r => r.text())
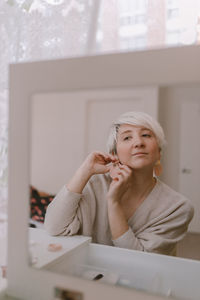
top-left (119, 129), bottom-right (132, 135)
top-left (120, 128), bottom-right (150, 133)
top-left (141, 128), bottom-right (151, 132)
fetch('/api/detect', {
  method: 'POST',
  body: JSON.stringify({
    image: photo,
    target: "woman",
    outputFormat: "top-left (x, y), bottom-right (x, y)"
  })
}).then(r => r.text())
top-left (44, 111), bottom-right (194, 256)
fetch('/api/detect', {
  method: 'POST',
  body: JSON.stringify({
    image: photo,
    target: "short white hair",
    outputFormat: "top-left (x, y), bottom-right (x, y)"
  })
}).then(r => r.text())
top-left (107, 111), bottom-right (166, 154)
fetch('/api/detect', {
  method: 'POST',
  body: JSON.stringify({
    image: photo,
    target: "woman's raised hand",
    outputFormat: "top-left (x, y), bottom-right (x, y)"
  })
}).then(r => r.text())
top-left (67, 151), bottom-right (118, 194)
top-left (82, 151), bottom-right (119, 177)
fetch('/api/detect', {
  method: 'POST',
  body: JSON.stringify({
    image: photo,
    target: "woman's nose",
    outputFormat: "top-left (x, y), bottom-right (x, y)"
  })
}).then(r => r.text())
top-left (133, 136), bottom-right (144, 147)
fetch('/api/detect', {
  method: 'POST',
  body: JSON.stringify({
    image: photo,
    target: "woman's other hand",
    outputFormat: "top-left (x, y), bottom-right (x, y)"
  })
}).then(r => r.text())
top-left (108, 163), bottom-right (133, 203)
top-left (107, 163), bottom-right (132, 239)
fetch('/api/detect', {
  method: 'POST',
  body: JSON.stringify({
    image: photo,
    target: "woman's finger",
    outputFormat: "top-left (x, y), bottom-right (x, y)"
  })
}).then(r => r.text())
top-left (109, 162), bottom-right (121, 179)
top-left (118, 163), bottom-right (132, 173)
top-left (114, 164), bottom-right (131, 178)
top-left (97, 152), bottom-right (118, 164)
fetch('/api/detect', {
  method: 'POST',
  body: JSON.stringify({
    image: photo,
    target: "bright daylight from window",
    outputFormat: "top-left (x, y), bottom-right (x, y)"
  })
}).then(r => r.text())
top-left (0, 0), bottom-right (200, 237)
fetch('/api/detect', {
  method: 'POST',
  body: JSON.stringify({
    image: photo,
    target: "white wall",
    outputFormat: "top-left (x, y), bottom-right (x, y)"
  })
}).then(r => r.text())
top-left (159, 84), bottom-right (200, 233)
top-left (159, 83), bottom-right (200, 191)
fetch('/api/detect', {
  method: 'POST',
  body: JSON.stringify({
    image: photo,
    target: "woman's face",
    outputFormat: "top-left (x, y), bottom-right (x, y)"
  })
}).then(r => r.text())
top-left (116, 124), bottom-right (160, 170)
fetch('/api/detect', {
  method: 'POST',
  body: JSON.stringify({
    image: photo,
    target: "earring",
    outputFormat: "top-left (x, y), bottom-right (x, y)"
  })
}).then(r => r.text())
top-left (154, 160), bottom-right (162, 177)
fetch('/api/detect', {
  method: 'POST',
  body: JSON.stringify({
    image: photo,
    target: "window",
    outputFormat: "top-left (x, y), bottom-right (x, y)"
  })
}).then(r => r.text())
top-left (1, 0), bottom-right (200, 217)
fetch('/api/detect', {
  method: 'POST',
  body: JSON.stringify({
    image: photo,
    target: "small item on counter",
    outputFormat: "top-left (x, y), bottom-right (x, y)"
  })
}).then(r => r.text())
top-left (93, 273), bottom-right (104, 281)
top-left (1, 265), bottom-right (7, 278)
top-left (47, 243), bottom-right (63, 252)
top-left (83, 269), bottom-right (119, 284)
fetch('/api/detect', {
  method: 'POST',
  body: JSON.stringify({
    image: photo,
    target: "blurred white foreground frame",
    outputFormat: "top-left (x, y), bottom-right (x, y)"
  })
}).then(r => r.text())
top-left (8, 45), bottom-right (200, 300)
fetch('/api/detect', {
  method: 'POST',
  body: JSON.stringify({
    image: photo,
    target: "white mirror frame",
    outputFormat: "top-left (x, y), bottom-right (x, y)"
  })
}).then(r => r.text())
top-left (8, 45), bottom-right (200, 300)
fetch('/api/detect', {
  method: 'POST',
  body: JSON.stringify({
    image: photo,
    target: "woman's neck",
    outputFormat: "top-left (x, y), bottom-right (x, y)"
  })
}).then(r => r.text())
top-left (120, 171), bottom-right (157, 220)
top-left (130, 168), bottom-right (155, 188)
top-left (121, 169), bottom-right (156, 208)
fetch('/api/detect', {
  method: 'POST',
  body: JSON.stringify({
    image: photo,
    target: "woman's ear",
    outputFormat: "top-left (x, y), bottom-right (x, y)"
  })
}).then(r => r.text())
top-left (154, 160), bottom-right (162, 177)
top-left (158, 147), bottom-right (162, 159)
top-left (112, 148), bottom-right (117, 156)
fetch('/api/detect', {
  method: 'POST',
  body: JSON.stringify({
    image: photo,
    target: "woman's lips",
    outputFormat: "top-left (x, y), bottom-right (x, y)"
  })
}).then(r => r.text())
top-left (132, 152), bottom-right (148, 156)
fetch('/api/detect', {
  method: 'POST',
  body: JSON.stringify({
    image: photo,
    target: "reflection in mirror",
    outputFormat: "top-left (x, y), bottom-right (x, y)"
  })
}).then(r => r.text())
top-left (29, 84), bottom-right (200, 285)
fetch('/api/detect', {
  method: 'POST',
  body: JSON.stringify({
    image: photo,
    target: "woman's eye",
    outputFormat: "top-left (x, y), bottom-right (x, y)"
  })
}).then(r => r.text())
top-left (124, 136), bottom-right (132, 141)
top-left (142, 134), bottom-right (151, 137)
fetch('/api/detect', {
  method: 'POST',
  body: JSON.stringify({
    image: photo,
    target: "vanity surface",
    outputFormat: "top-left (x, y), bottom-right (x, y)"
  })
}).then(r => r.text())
top-left (29, 228), bottom-right (91, 268)
top-left (2, 228), bottom-right (200, 300)
top-left (0, 228), bottom-right (91, 299)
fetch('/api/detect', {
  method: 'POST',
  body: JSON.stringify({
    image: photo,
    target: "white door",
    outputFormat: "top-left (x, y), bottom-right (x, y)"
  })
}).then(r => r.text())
top-left (179, 102), bottom-right (200, 233)
top-left (85, 87), bottom-right (158, 154)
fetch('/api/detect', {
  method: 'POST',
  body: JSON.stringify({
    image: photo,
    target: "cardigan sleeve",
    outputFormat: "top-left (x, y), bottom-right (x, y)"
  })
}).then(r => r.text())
top-left (44, 185), bottom-right (82, 236)
top-left (112, 199), bottom-right (194, 255)
top-left (44, 179), bottom-right (98, 237)
top-left (112, 227), bottom-right (144, 251)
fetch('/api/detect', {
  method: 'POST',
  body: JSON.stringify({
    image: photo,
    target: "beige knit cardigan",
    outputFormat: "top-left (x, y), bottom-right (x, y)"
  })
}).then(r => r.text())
top-left (44, 174), bottom-right (194, 256)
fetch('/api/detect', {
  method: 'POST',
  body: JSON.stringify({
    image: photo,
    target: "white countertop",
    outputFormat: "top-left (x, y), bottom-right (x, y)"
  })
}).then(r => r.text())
top-left (29, 228), bottom-right (91, 268)
top-left (0, 227), bottom-right (91, 299)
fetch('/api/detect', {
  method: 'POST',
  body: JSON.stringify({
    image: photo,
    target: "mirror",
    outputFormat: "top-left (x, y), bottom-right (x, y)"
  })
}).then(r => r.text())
top-left (8, 45), bottom-right (200, 300)
top-left (29, 83), bottom-right (200, 265)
